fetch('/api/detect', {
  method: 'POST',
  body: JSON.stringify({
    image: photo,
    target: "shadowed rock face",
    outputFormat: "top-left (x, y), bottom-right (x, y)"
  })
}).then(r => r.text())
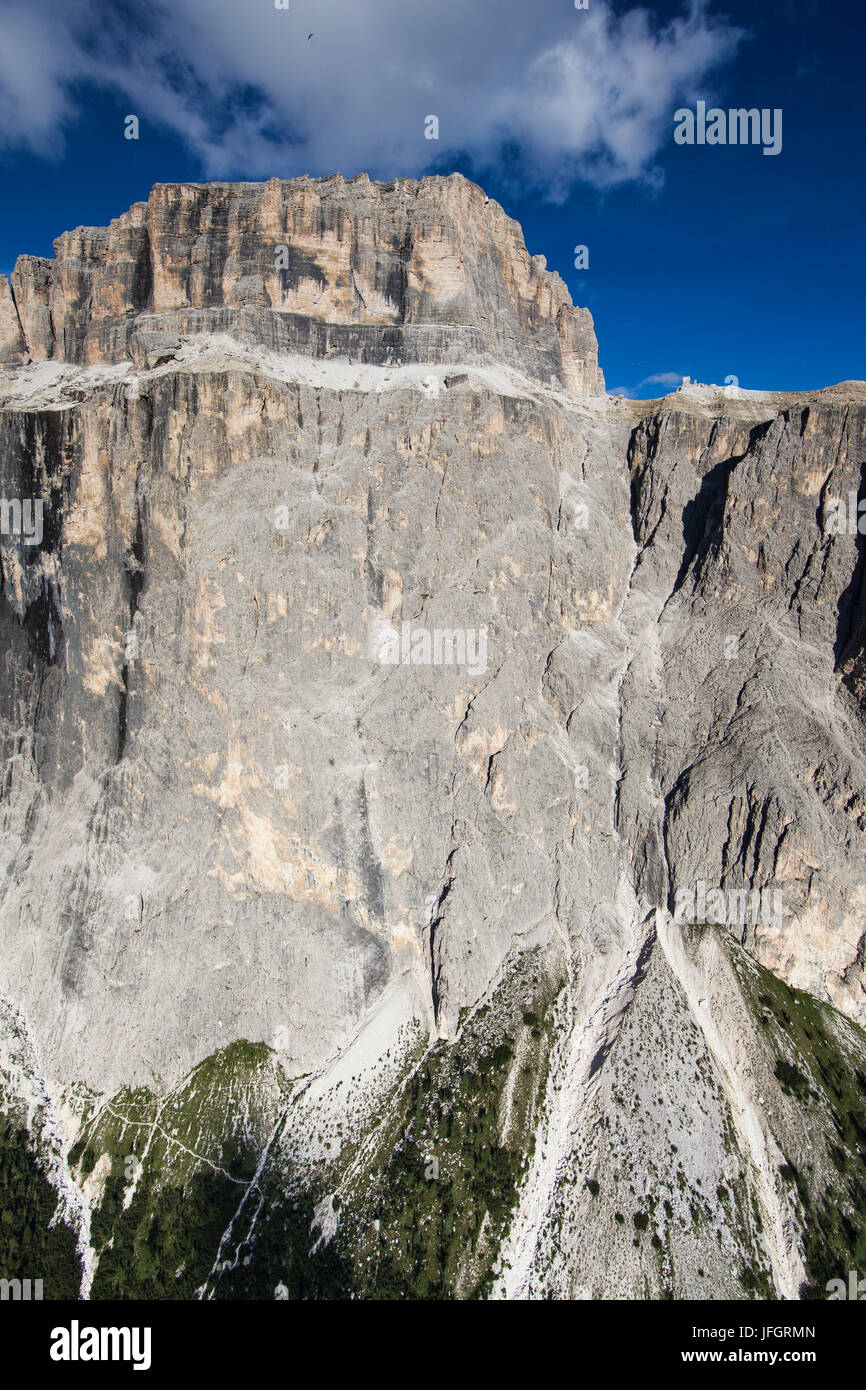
top-left (0, 174), bottom-right (604, 396)
top-left (1, 177), bottom-right (865, 1302)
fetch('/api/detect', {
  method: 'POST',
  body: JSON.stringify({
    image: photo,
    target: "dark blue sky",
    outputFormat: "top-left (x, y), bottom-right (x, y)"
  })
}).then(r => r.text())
top-left (0, 0), bottom-right (862, 396)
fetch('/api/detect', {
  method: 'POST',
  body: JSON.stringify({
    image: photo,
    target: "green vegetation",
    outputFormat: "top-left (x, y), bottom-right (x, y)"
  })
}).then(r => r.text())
top-left (735, 949), bottom-right (866, 1298)
top-left (93, 1168), bottom-right (254, 1299)
top-left (344, 964), bottom-right (559, 1299)
top-left (14, 926), bottom-right (863, 1304)
top-left (54, 989), bottom-right (557, 1303)
top-left (0, 1111), bottom-right (82, 1298)
top-left (71, 1042), bottom-right (293, 1299)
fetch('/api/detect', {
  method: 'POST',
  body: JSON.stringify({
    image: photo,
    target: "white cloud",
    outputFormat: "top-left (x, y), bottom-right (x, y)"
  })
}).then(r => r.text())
top-left (0, 0), bottom-right (743, 195)
top-left (0, 3), bottom-right (90, 156)
top-left (640, 371), bottom-right (684, 387)
top-left (608, 370), bottom-right (684, 398)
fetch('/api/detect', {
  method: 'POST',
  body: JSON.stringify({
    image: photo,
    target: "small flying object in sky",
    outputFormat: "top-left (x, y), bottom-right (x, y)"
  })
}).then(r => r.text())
top-left (308, 33), bottom-right (314, 40)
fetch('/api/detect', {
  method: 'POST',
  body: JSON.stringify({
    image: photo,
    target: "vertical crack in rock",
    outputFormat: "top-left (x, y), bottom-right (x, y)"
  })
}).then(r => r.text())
top-left (117, 490), bottom-right (146, 761)
top-left (428, 842), bottom-right (457, 1035)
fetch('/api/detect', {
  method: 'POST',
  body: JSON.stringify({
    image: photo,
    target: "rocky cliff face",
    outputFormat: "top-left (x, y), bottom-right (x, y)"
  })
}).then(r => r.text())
top-left (0, 176), bottom-right (864, 1302)
top-left (0, 174), bottom-right (603, 395)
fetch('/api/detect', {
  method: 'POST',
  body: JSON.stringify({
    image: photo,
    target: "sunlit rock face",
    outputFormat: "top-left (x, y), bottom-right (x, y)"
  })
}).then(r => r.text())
top-left (0, 173), bottom-right (604, 395)
top-left (0, 176), bottom-right (865, 1302)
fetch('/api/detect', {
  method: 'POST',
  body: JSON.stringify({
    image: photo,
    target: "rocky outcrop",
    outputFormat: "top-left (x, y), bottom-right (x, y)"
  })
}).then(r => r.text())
top-left (624, 394), bottom-right (866, 1021)
top-left (2, 175), bottom-right (604, 395)
top-left (0, 178), bottom-right (864, 1301)
top-left (0, 276), bottom-right (27, 367)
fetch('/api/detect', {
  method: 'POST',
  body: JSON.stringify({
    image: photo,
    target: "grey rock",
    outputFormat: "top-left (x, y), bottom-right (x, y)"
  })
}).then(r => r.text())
top-left (0, 179), bottom-right (864, 1301)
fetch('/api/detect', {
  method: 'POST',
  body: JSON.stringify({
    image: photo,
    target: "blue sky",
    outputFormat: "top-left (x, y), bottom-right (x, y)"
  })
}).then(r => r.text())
top-left (0, 0), bottom-right (862, 396)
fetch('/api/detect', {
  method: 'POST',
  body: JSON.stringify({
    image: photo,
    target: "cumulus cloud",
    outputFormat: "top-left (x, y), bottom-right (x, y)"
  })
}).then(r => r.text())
top-left (0, 0), bottom-right (743, 194)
